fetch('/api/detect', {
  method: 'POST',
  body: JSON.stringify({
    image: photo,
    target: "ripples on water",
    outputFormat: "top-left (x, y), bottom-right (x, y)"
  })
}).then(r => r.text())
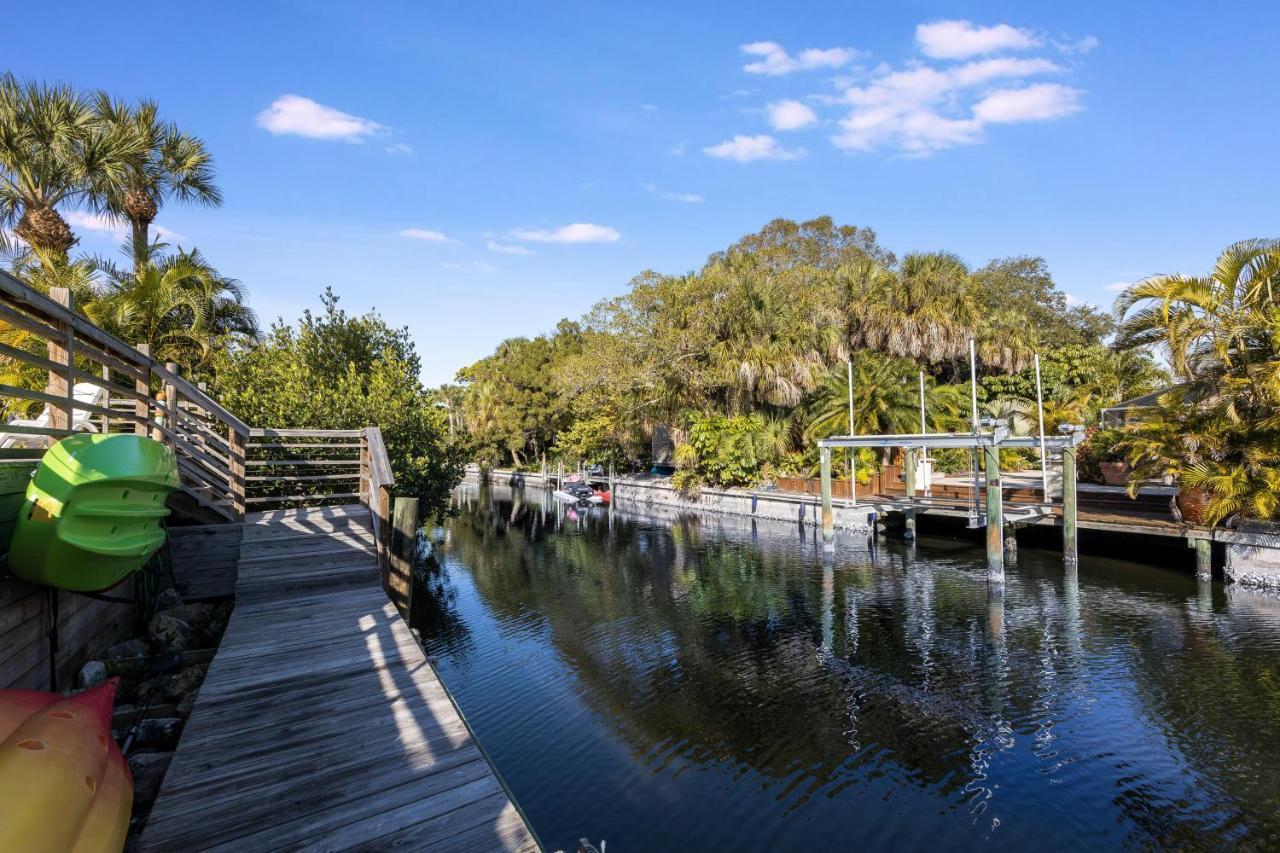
top-left (411, 485), bottom-right (1280, 851)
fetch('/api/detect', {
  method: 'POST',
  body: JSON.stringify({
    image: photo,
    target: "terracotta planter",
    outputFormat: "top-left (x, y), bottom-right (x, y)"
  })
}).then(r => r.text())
top-left (1099, 461), bottom-right (1130, 486)
top-left (1177, 486), bottom-right (1213, 526)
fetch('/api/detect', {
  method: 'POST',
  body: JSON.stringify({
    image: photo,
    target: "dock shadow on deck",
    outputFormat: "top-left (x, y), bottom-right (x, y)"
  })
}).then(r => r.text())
top-left (140, 503), bottom-right (538, 852)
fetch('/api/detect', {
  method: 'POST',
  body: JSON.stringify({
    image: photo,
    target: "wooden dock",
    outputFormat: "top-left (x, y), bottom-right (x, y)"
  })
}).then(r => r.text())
top-left (140, 503), bottom-right (539, 852)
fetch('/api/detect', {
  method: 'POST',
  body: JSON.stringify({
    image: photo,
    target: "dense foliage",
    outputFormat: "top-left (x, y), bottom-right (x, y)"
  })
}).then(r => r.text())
top-left (457, 216), bottom-right (1165, 492)
top-left (214, 290), bottom-right (464, 520)
top-left (1113, 239), bottom-right (1280, 525)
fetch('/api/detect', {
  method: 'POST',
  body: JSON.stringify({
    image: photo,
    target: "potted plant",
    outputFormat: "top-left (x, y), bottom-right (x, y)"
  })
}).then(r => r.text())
top-left (1078, 428), bottom-right (1130, 485)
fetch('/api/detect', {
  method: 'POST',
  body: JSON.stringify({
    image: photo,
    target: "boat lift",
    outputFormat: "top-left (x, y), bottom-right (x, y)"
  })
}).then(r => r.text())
top-left (825, 339), bottom-right (1086, 582)
top-left (816, 424), bottom-right (1086, 581)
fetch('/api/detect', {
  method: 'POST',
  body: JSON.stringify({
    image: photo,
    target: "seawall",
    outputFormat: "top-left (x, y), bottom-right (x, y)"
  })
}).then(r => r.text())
top-left (464, 467), bottom-right (873, 533)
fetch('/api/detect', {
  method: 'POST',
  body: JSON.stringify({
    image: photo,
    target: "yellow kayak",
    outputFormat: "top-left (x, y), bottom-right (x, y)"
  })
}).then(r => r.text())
top-left (0, 678), bottom-right (131, 853)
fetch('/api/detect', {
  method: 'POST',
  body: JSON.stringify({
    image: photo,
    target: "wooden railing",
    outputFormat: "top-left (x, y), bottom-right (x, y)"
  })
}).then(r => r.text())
top-left (244, 426), bottom-right (396, 573)
top-left (0, 273), bottom-right (249, 522)
top-left (0, 272), bottom-right (409, 586)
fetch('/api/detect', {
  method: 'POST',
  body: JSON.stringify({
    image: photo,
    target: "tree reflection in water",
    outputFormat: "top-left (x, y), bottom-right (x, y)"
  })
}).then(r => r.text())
top-left (414, 484), bottom-right (1280, 852)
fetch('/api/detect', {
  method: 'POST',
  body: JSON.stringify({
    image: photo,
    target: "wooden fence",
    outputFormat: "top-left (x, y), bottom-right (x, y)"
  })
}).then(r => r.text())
top-left (777, 463), bottom-right (904, 499)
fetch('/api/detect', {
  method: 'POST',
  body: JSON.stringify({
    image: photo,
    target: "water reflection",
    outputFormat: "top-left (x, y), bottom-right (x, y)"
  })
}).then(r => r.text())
top-left (418, 484), bottom-right (1280, 851)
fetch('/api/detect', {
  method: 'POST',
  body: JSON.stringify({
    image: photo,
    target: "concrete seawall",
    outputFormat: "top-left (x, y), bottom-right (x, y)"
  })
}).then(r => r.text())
top-left (464, 467), bottom-right (873, 533)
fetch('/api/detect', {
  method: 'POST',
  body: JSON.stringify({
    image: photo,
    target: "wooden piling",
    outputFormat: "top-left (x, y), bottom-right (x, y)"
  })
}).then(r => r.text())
top-left (819, 446), bottom-right (834, 549)
top-left (46, 288), bottom-right (73, 433)
top-left (984, 442), bottom-right (1004, 581)
top-left (1194, 537), bottom-right (1212, 581)
top-left (390, 497), bottom-right (420, 619)
top-left (1062, 446), bottom-right (1078, 566)
top-left (903, 448), bottom-right (917, 541)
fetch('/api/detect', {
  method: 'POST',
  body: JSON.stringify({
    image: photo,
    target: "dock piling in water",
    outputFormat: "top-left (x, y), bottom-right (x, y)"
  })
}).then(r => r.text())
top-left (1194, 537), bottom-right (1212, 580)
top-left (819, 446), bottom-right (834, 549)
top-left (903, 448), bottom-right (917, 541)
top-left (983, 443), bottom-right (1004, 581)
top-left (1062, 446), bottom-right (1079, 566)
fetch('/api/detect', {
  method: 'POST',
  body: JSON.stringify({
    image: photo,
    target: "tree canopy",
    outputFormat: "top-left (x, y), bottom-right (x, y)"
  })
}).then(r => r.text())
top-left (215, 289), bottom-right (465, 520)
top-left (456, 216), bottom-right (1153, 487)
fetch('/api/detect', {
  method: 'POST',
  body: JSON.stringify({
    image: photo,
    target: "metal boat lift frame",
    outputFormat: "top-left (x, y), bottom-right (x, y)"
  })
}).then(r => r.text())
top-left (817, 426), bottom-right (1086, 581)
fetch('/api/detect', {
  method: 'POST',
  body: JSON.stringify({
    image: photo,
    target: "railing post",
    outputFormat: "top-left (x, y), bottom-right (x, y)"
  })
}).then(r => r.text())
top-left (162, 362), bottom-right (179, 450)
top-left (228, 427), bottom-right (247, 520)
top-left (377, 484), bottom-right (392, 591)
top-left (135, 344), bottom-right (154, 439)
top-left (359, 432), bottom-right (371, 505)
top-left (390, 497), bottom-right (420, 619)
top-left (100, 364), bottom-right (111, 434)
top-left (46, 287), bottom-right (73, 433)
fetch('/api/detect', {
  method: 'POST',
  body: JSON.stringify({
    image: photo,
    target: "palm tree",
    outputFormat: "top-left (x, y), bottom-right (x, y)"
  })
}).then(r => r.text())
top-left (93, 239), bottom-right (257, 369)
top-left (805, 352), bottom-right (926, 441)
top-left (704, 257), bottom-right (841, 411)
top-left (0, 74), bottom-right (138, 258)
top-left (1114, 238), bottom-right (1280, 389)
top-left (1114, 239), bottom-right (1280, 524)
top-left (95, 95), bottom-right (221, 273)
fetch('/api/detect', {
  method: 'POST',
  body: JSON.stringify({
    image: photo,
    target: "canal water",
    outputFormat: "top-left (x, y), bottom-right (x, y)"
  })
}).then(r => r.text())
top-left (412, 484), bottom-right (1280, 851)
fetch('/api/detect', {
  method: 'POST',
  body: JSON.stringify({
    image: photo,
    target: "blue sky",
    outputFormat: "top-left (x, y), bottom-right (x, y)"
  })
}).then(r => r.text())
top-left (8, 1), bottom-right (1280, 384)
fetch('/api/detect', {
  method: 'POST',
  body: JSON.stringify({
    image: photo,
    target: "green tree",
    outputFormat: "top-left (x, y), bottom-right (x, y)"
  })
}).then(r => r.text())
top-left (672, 412), bottom-right (786, 492)
top-left (457, 321), bottom-right (583, 466)
top-left (0, 74), bottom-right (139, 258)
top-left (974, 256), bottom-right (1113, 347)
top-left (1114, 239), bottom-right (1280, 524)
top-left (93, 240), bottom-right (257, 369)
top-left (707, 215), bottom-right (893, 271)
top-left (215, 289), bottom-right (464, 520)
top-left (95, 95), bottom-right (221, 273)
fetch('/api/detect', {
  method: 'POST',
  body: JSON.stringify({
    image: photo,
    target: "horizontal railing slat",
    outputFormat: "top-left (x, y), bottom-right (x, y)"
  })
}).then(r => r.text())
top-left (249, 428), bottom-right (363, 438)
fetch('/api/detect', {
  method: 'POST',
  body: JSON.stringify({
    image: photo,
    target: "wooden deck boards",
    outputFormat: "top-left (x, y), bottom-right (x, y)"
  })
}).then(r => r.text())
top-left (140, 503), bottom-right (539, 852)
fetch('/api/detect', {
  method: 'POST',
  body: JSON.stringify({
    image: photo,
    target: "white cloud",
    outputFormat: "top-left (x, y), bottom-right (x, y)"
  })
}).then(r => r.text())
top-left (65, 210), bottom-right (125, 238)
top-left (643, 182), bottom-right (704, 203)
top-left (832, 53), bottom-right (1077, 155)
top-left (256, 95), bottom-right (382, 142)
top-left (153, 225), bottom-right (190, 244)
top-left (1057, 35), bottom-right (1100, 55)
top-left (486, 239), bottom-right (534, 255)
top-left (740, 41), bottom-right (859, 75)
top-left (399, 228), bottom-right (455, 243)
top-left (916, 20), bottom-right (1040, 59)
top-left (704, 134), bottom-right (803, 162)
top-left (441, 260), bottom-right (496, 273)
top-left (641, 103), bottom-right (659, 112)
top-left (666, 141), bottom-right (688, 157)
top-left (972, 84), bottom-right (1083, 123)
top-left (767, 100), bottom-right (818, 131)
top-left (1106, 281), bottom-right (1131, 292)
top-left (510, 223), bottom-right (620, 243)
top-left (63, 211), bottom-right (188, 244)
top-left (384, 143), bottom-right (413, 155)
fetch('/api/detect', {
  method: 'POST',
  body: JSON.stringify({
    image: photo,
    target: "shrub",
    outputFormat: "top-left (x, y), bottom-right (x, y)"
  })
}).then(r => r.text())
top-left (1077, 427), bottom-right (1127, 484)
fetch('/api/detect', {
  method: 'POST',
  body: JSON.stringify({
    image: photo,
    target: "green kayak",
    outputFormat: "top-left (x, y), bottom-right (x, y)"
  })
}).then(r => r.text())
top-left (7, 434), bottom-right (180, 592)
